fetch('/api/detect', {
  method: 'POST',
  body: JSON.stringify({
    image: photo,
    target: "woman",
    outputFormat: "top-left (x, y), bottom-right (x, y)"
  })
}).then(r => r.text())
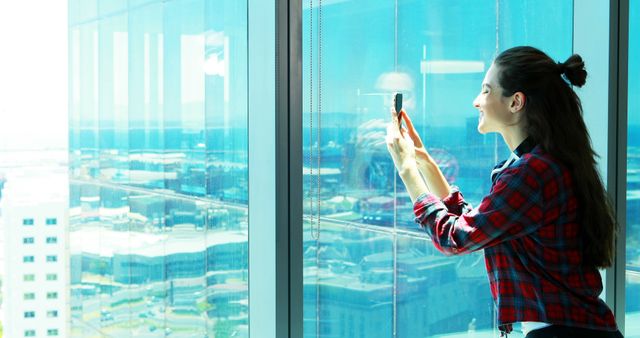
top-left (386, 46), bottom-right (623, 338)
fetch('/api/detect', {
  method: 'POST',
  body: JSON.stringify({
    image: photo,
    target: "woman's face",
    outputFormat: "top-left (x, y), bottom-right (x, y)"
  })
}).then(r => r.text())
top-left (473, 64), bottom-right (518, 134)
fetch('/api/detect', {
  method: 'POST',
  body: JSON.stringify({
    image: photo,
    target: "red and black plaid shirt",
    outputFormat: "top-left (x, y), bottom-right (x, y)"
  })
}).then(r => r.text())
top-left (413, 140), bottom-right (618, 334)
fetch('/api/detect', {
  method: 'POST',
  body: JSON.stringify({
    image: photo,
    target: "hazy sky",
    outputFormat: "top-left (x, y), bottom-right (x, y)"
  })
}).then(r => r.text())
top-left (0, 1), bottom-right (68, 150)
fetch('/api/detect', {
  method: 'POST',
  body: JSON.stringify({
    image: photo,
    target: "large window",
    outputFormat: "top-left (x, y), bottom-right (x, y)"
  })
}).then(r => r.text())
top-left (626, 0), bottom-right (640, 336)
top-left (68, 1), bottom-right (249, 337)
top-left (302, 1), bottom-right (573, 336)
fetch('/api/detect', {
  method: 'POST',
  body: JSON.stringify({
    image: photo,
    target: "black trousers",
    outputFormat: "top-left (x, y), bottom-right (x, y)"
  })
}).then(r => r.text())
top-left (525, 325), bottom-right (624, 338)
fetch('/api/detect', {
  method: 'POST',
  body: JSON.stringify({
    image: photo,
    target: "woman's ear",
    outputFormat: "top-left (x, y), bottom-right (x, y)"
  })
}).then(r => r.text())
top-left (510, 92), bottom-right (526, 113)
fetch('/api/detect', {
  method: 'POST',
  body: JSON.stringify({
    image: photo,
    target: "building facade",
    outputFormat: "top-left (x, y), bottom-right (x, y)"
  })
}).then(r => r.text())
top-left (2, 168), bottom-right (68, 338)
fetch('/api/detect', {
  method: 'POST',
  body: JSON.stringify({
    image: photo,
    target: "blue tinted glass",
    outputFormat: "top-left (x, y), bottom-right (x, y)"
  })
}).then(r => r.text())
top-left (627, 0), bottom-right (640, 336)
top-left (68, 0), bottom-right (97, 25)
top-left (303, 1), bottom-right (573, 336)
top-left (163, 0), bottom-right (207, 197)
top-left (128, 2), bottom-right (165, 190)
top-left (70, 21), bottom-right (100, 180)
top-left (303, 225), bottom-right (394, 337)
top-left (98, 13), bottom-right (130, 184)
top-left (69, 1), bottom-right (249, 337)
top-left (204, 0), bottom-right (249, 202)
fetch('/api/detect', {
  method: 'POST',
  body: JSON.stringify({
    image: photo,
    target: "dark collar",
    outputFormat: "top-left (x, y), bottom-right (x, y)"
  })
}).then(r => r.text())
top-left (514, 137), bottom-right (536, 157)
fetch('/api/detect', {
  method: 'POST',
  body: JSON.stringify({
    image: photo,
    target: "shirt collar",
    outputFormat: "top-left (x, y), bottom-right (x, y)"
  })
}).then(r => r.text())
top-left (513, 136), bottom-right (536, 158)
top-left (490, 137), bottom-right (537, 185)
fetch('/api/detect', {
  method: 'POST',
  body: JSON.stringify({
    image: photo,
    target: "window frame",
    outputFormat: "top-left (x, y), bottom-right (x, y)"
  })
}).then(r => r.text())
top-left (606, 0), bottom-right (630, 332)
top-left (248, 0), bottom-right (302, 337)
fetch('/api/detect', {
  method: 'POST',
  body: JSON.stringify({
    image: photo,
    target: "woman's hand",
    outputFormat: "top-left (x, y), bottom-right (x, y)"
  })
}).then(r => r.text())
top-left (386, 107), bottom-right (429, 203)
top-left (386, 107), bottom-right (417, 175)
top-left (397, 109), bottom-right (452, 199)
top-left (399, 109), bottom-right (434, 169)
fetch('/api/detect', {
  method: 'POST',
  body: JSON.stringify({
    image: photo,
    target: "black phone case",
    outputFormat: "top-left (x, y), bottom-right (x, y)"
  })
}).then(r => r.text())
top-left (394, 93), bottom-right (403, 114)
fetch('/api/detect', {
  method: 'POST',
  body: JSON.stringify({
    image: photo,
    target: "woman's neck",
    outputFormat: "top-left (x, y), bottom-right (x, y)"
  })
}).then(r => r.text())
top-left (500, 126), bottom-right (528, 152)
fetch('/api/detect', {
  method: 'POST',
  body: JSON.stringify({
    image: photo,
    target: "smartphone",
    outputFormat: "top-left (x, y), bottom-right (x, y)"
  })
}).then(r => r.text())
top-left (394, 92), bottom-right (403, 124)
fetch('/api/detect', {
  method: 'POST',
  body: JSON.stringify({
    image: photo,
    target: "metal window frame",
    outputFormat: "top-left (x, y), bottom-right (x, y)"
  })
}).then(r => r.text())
top-left (277, 0), bottom-right (303, 336)
top-left (606, 0), bottom-right (629, 333)
top-left (248, 0), bottom-right (302, 337)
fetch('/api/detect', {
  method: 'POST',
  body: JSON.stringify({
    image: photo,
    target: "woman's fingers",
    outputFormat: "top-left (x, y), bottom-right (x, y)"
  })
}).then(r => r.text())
top-left (386, 122), bottom-right (399, 145)
top-left (390, 107), bottom-right (401, 129)
top-left (387, 122), bottom-right (412, 149)
top-left (402, 109), bottom-right (413, 129)
top-left (400, 110), bottom-right (424, 148)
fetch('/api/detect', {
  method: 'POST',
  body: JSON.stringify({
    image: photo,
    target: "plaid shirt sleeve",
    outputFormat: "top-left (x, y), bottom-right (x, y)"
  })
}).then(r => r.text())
top-left (414, 163), bottom-right (544, 255)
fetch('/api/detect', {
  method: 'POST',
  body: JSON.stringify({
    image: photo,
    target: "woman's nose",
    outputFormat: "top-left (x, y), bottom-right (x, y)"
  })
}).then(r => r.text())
top-left (473, 96), bottom-right (480, 108)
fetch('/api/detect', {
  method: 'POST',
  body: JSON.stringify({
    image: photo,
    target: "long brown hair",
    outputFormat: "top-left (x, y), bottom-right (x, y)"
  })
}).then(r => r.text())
top-left (494, 46), bottom-right (617, 268)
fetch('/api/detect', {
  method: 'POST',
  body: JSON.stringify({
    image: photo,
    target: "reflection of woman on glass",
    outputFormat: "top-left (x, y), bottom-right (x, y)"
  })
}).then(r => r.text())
top-left (386, 46), bottom-right (622, 338)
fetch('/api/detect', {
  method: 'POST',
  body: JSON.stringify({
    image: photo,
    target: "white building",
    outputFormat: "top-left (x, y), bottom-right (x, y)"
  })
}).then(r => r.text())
top-left (1, 165), bottom-right (68, 338)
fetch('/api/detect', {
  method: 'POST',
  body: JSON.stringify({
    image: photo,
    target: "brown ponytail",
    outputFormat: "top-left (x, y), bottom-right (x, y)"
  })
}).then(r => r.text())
top-left (495, 46), bottom-right (617, 268)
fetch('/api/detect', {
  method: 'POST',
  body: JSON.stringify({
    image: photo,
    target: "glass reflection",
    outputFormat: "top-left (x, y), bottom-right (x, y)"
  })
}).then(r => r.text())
top-left (304, 221), bottom-right (394, 337)
top-left (303, 0), bottom-right (572, 336)
top-left (69, 0), bottom-right (249, 337)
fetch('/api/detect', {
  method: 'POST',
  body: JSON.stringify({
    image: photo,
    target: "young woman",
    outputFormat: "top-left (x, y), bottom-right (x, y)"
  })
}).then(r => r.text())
top-left (386, 46), bottom-right (623, 338)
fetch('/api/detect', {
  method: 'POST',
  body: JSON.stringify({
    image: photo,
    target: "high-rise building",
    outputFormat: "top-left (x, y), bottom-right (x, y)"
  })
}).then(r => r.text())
top-left (1, 170), bottom-right (68, 338)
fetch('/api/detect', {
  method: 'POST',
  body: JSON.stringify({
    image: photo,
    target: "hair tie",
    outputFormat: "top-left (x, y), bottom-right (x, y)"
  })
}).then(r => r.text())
top-left (557, 61), bottom-right (566, 75)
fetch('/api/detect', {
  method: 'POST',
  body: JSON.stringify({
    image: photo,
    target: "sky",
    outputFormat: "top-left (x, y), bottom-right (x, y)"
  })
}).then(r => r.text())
top-left (0, 0), bottom-right (68, 150)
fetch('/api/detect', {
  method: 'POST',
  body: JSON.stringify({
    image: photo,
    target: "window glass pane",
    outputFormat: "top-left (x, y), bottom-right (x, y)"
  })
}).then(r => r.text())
top-left (204, 1), bottom-right (249, 203)
top-left (302, 1), bottom-right (572, 336)
top-left (96, 187), bottom-right (123, 333)
top-left (68, 0), bottom-right (96, 25)
top-left (69, 1), bottom-right (249, 337)
top-left (128, 2), bottom-right (165, 190)
top-left (303, 226), bottom-right (394, 337)
top-left (162, 0), bottom-right (206, 197)
top-left (69, 182), bottom-right (102, 338)
top-left (98, 12), bottom-right (129, 184)
top-left (626, 0), bottom-right (640, 336)
top-left (97, 0), bottom-right (126, 17)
